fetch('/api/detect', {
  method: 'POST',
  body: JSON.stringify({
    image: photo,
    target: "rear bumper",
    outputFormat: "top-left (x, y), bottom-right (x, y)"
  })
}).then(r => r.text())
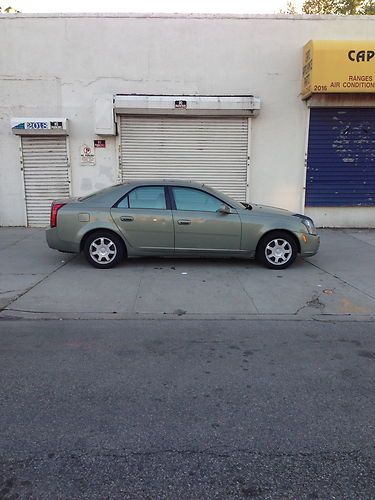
top-left (46, 227), bottom-right (80, 253)
top-left (298, 233), bottom-right (320, 257)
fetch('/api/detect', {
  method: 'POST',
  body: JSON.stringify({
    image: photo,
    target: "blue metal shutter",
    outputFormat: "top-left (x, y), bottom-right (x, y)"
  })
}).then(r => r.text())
top-left (305, 108), bottom-right (375, 207)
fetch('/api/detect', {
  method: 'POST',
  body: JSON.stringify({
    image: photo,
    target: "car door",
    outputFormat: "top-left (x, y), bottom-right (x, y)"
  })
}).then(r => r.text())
top-left (110, 185), bottom-right (174, 255)
top-left (170, 186), bottom-right (242, 255)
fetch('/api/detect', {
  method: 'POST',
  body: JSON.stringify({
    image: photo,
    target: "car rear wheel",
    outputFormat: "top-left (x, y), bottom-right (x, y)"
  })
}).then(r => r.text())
top-left (256, 231), bottom-right (298, 269)
top-left (83, 231), bottom-right (125, 269)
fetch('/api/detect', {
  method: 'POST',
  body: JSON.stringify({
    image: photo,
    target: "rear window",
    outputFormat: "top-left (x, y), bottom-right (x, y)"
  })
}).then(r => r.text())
top-left (79, 184), bottom-right (122, 201)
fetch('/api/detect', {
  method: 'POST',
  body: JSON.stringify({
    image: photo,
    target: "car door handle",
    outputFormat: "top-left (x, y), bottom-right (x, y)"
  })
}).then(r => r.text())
top-left (120, 216), bottom-right (134, 222)
top-left (177, 219), bottom-right (191, 225)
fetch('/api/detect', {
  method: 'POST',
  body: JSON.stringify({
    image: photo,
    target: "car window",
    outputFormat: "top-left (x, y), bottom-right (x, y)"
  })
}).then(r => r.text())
top-left (79, 183), bottom-right (123, 201)
top-left (172, 187), bottom-right (223, 212)
top-left (118, 186), bottom-right (166, 209)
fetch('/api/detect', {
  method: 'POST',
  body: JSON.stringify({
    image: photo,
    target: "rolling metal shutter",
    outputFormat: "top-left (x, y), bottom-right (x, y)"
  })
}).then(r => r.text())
top-left (305, 108), bottom-right (375, 207)
top-left (21, 136), bottom-right (70, 226)
top-left (120, 116), bottom-right (249, 201)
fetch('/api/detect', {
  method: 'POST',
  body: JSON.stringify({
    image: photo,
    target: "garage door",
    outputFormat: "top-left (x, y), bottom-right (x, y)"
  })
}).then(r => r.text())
top-left (120, 116), bottom-right (249, 201)
top-left (305, 108), bottom-right (375, 206)
top-left (21, 136), bottom-right (70, 226)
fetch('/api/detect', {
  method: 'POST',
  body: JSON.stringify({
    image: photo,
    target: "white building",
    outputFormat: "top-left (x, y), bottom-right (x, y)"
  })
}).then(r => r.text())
top-left (0, 13), bottom-right (374, 227)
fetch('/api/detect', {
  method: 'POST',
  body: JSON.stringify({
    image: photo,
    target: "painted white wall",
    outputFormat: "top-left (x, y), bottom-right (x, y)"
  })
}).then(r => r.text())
top-left (0, 13), bottom-right (374, 226)
top-left (306, 207), bottom-right (375, 228)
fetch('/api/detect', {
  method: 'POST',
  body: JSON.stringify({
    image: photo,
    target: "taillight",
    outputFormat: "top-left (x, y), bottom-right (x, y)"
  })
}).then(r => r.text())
top-left (50, 203), bottom-right (65, 228)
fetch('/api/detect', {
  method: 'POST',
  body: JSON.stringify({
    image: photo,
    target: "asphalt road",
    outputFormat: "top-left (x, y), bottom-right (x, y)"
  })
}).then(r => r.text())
top-left (0, 319), bottom-right (374, 499)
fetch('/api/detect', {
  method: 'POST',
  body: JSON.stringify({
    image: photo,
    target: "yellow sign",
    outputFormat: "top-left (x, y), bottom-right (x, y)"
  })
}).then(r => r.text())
top-left (302, 40), bottom-right (375, 99)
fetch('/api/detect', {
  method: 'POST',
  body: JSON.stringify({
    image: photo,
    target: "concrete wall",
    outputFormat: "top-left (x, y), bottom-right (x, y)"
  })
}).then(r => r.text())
top-left (0, 13), bottom-right (374, 226)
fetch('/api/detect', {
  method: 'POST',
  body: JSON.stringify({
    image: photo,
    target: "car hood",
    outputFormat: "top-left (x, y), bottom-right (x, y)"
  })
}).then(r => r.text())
top-left (247, 203), bottom-right (293, 216)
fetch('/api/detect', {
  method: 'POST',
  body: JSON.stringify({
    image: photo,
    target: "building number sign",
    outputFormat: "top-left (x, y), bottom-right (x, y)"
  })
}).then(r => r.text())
top-left (25, 122), bottom-right (49, 129)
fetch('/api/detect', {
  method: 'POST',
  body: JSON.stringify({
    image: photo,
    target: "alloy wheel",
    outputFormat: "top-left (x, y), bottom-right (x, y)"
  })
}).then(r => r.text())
top-left (89, 237), bottom-right (117, 264)
top-left (265, 238), bottom-right (292, 266)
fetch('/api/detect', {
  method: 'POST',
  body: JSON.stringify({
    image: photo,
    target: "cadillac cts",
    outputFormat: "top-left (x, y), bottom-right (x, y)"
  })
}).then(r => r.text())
top-left (46, 180), bottom-right (320, 269)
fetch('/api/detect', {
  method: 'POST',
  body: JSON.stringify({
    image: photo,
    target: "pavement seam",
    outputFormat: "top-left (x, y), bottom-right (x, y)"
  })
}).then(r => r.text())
top-left (132, 262), bottom-right (146, 314)
top-left (0, 273), bottom-right (45, 276)
top-left (0, 255), bottom-right (77, 313)
top-left (2, 311), bottom-right (375, 322)
top-left (234, 271), bottom-right (260, 314)
top-left (302, 258), bottom-right (375, 301)
top-left (0, 228), bottom-right (44, 251)
top-left (342, 229), bottom-right (375, 248)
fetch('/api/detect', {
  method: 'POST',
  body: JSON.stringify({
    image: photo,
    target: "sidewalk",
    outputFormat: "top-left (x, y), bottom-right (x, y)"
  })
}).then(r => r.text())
top-left (1, 227), bottom-right (375, 320)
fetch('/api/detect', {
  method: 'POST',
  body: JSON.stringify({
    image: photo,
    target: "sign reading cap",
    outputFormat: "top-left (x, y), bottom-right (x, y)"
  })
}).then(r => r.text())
top-left (302, 40), bottom-right (375, 100)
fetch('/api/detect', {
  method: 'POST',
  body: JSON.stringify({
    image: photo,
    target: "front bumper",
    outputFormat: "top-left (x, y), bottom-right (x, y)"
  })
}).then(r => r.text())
top-left (298, 232), bottom-right (320, 257)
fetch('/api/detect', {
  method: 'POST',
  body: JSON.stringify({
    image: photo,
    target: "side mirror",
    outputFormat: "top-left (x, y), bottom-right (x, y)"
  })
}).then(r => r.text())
top-left (217, 204), bottom-right (232, 215)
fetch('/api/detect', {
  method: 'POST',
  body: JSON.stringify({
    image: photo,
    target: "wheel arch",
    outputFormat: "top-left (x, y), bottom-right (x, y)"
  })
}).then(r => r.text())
top-left (256, 229), bottom-right (301, 255)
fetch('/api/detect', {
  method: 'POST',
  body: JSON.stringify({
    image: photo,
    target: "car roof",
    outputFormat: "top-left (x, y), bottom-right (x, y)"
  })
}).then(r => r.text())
top-left (121, 179), bottom-right (207, 189)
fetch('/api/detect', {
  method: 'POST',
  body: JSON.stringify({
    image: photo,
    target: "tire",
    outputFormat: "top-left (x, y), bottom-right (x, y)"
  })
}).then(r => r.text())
top-left (83, 230), bottom-right (125, 269)
top-left (256, 231), bottom-right (298, 270)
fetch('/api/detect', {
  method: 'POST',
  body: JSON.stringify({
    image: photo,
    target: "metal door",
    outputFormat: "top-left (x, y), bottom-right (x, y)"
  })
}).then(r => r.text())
top-left (21, 136), bottom-right (70, 226)
top-left (305, 108), bottom-right (375, 207)
top-left (120, 115), bottom-right (249, 201)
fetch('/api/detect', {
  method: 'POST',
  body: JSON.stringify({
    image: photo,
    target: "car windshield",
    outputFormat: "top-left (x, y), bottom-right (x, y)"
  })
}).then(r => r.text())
top-left (203, 185), bottom-right (246, 210)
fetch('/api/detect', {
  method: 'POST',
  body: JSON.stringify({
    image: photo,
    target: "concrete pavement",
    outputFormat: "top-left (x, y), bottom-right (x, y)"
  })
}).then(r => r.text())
top-left (1, 227), bottom-right (375, 320)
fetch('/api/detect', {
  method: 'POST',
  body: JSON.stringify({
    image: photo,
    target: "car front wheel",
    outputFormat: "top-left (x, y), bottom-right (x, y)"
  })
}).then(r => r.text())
top-left (83, 231), bottom-right (125, 269)
top-left (256, 231), bottom-right (298, 269)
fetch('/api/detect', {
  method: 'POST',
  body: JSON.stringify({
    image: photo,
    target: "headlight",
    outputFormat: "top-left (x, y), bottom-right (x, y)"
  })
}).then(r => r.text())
top-left (293, 214), bottom-right (317, 235)
top-left (301, 218), bottom-right (317, 235)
